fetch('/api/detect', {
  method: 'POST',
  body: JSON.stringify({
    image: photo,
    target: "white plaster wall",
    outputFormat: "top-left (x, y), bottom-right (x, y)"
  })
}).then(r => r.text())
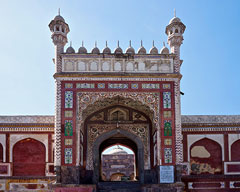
top-left (228, 134), bottom-right (240, 161)
top-left (10, 134), bottom-right (48, 162)
top-left (187, 134), bottom-right (224, 161)
top-left (0, 134), bottom-right (6, 162)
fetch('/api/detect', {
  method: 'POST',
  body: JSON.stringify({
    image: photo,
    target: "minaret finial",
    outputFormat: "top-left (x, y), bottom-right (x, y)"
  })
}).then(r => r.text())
top-left (70, 41), bottom-right (72, 47)
top-left (163, 42), bottom-right (165, 47)
top-left (129, 40), bottom-right (131, 47)
top-left (58, 8), bottom-right (61, 16)
top-left (106, 41), bottom-right (108, 47)
top-left (174, 8), bottom-right (176, 17)
top-left (153, 40), bottom-right (155, 47)
top-left (117, 40), bottom-right (119, 47)
top-left (141, 40), bottom-right (143, 47)
top-left (95, 41), bottom-right (97, 47)
top-left (82, 41), bottom-right (84, 47)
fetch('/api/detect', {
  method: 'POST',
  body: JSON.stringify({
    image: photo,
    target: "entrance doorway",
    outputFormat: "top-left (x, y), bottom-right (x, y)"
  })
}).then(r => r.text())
top-left (92, 129), bottom-right (145, 184)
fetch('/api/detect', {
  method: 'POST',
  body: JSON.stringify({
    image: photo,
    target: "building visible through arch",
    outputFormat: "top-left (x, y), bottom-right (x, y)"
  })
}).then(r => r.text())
top-left (0, 12), bottom-right (240, 192)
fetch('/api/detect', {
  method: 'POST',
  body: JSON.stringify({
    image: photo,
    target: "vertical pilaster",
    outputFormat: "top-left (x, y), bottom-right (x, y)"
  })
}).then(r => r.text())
top-left (224, 133), bottom-right (229, 162)
top-left (55, 45), bottom-right (64, 73)
top-left (174, 80), bottom-right (183, 164)
top-left (54, 80), bottom-right (62, 166)
top-left (6, 133), bottom-right (9, 163)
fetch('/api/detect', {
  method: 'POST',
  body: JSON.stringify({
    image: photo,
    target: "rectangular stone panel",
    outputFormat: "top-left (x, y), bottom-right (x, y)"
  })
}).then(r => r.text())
top-left (142, 83), bottom-right (160, 89)
top-left (163, 111), bottom-right (172, 118)
top-left (76, 83), bottom-right (95, 89)
top-left (65, 83), bottom-right (73, 89)
top-left (64, 111), bottom-right (73, 118)
top-left (164, 120), bottom-right (172, 136)
top-left (163, 92), bottom-right (171, 109)
top-left (64, 148), bottom-right (72, 164)
top-left (65, 139), bottom-right (73, 146)
top-left (163, 84), bottom-right (171, 89)
top-left (164, 138), bottom-right (172, 145)
top-left (108, 83), bottom-right (128, 89)
top-left (65, 91), bottom-right (73, 108)
top-left (164, 148), bottom-right (172, 163)
top-left (64, 120), bottom-right (73, 136)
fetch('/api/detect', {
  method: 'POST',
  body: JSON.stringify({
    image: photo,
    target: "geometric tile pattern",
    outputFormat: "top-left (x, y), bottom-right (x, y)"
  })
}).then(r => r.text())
top-left (164, 148), bottom-right (172, 163)
top-left (64, 148), bottom-right (72, 164)
top-left (65, 91), bottom-right (73, 108)
top-left (163, 92), bottom-right (171, 109)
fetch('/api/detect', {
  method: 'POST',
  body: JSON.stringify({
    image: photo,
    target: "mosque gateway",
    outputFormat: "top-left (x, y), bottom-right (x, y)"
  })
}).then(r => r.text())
top-left (0, 12), bottom-right (239, 192)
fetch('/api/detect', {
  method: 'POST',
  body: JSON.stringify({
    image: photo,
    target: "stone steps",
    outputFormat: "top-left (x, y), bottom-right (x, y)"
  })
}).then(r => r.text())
top-left (97, 181), bottom-right (141, 192)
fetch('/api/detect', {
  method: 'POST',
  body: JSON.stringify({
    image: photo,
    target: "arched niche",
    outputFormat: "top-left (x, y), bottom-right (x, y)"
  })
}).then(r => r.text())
top-left (92, 129), bottom-right (145, 184)
top-left (190, 138), bottom-right (222, 175)
top-left (231, 139), bottom-right (240, 161)
top-left (13, 138), bottom-right (46, 176)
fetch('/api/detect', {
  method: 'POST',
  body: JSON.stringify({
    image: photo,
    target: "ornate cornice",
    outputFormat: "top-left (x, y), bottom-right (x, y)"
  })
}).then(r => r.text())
top-left (182, 115), bottom-right (240, 124)
top-left (54, 73), bottom-right (182, 79)
top-left (0, 127), bottom-right (54, 132)
top-left (182, 126), bottom-right (240, 132)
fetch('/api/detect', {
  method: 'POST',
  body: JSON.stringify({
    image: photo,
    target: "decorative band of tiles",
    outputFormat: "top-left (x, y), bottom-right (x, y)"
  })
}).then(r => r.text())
top-left (65, 82), bottom-right (172, 90)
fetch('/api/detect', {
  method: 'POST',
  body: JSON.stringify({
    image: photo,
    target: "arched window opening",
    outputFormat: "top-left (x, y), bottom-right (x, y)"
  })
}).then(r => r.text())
top-left (175, 29), bottom-right (179, 33)
top-left (13, 138), bottom-right (46, 176)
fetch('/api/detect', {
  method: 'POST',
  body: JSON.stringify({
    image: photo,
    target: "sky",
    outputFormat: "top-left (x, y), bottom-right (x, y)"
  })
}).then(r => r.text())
top-left (0, 0), bottom-right (239, 115)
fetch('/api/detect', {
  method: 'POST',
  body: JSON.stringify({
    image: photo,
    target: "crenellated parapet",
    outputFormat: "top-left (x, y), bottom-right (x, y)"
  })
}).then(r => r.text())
top-left (61, 41), bottom-right (176, 74)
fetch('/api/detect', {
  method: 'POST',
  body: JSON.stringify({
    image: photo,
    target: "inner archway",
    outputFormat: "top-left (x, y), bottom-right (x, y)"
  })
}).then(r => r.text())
top-left (93, 129), bottom-right (144, 184)
top-left (101, 144), bottom-right (135, 182)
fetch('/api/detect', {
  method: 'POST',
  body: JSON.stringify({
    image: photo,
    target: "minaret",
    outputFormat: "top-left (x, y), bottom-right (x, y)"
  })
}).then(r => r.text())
top-left (49, 10), bottom-right (70, 73)
top-left (165, 11), bottom-right (186, 72)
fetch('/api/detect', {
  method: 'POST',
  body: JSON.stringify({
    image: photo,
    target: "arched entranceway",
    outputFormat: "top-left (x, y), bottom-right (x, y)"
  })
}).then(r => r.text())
top-left (13, 138), bottom-right (46, 176)
top-left (79, 97), bottom-right (155, 184)
top-left (93, 129), bottom-right (145, 184)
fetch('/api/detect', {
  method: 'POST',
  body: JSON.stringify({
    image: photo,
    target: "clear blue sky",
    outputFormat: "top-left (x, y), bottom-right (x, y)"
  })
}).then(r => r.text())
top-left (0, 0), bottom-right (239, 115)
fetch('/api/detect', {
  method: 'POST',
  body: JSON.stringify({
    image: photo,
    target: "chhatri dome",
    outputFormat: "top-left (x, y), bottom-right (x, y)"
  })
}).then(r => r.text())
top-left (168, 9), bottom-right (181, 24)
top-left (107, 145), bottom-right (128, 155)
